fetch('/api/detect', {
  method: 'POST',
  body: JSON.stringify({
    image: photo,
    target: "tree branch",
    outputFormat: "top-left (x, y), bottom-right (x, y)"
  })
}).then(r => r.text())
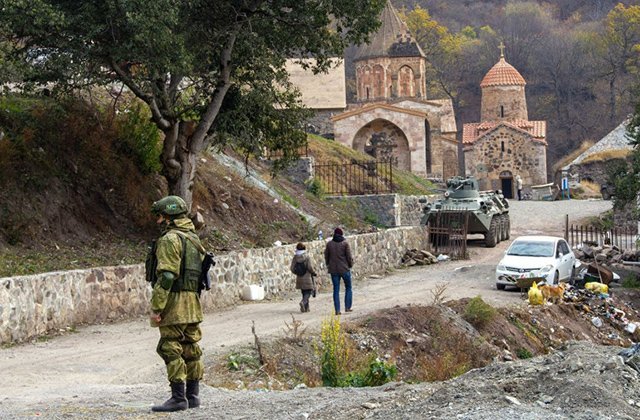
top-left (109, 59), bottom-right (171, 130)
top-left (190, 31), bottom-right (237, 152)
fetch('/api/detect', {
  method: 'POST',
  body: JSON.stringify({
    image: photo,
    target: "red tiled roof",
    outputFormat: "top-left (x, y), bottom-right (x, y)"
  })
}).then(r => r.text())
top-left (480, 58), bottom-right (526, 88)
top-left (462, 120), bottom-right (546, 144)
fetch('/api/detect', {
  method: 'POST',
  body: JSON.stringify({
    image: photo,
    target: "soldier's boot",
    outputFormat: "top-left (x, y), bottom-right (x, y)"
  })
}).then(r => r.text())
top-left (186, 379), bottom-right (200, 408)
top-left (304, 302), bottom-right (310, 312)
top-left (151, 381), bottom-right (188, 412)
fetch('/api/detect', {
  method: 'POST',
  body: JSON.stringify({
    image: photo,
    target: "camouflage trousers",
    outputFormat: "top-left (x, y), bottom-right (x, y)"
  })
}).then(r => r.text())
top-left (157, 323), bottom-right (203, 383)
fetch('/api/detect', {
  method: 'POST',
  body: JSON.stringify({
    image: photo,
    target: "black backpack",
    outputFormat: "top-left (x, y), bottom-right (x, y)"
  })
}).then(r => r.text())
top-left (293, 260), bottom-right (307, 276)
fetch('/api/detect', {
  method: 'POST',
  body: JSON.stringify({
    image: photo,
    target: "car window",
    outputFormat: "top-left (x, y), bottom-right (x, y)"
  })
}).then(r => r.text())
top-left (507, 241), bottom-right (555, 257)
top-left (559, 240), bottom-right (570, 255)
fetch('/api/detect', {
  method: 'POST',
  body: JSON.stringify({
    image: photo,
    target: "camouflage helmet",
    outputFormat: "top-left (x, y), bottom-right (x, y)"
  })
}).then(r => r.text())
top-left (151, 195), bottom-right (188, 216)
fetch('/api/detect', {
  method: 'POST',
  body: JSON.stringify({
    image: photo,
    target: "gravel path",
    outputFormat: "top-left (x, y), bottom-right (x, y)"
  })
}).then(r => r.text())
top-left (0, 199), bottom-right (619, 419)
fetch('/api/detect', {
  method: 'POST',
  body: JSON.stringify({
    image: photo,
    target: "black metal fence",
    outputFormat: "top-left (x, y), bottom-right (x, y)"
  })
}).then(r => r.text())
top-left (566, 218), bottom-right (638, 251)
top-left (314, 159), bottom-right (394, 195)
top-left (427, 211), bottom-right (469, 260)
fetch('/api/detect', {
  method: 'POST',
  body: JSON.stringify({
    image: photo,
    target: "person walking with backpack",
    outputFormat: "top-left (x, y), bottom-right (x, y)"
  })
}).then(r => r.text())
top-left (291, 242), bottom-right (318, 313)
top-left (147, 196), bottom-right (205, 412)
top-left (324, 228), bottom-right (354, 315)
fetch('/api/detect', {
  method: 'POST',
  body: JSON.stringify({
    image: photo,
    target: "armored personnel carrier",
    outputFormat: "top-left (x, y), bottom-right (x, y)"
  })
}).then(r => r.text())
top-left (421, 176), bottom-right (510, 248)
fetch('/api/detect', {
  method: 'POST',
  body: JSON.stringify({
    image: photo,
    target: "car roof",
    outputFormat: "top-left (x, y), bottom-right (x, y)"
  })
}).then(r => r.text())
top-left (512, 235), bottom-right (563, 243)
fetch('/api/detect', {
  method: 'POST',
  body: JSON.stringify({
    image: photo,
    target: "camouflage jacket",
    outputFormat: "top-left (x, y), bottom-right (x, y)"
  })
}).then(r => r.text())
top-left (150, 217), bottom-right (204, 326)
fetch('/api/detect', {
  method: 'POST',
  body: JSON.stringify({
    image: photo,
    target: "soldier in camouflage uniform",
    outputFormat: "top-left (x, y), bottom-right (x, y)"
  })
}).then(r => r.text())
top-left (149, 196), bottom-right (205, 412)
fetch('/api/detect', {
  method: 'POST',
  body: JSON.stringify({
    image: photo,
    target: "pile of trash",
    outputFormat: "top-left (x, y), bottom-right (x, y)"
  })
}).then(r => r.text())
top-left (526, 276), bottom-right (640, 341)
top-left (562, 285), bottom-right (639, 335)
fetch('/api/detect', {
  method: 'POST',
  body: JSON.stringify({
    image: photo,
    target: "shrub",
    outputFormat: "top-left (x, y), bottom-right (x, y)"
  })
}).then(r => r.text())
top-left (363, 210), bottom-right (382, 227)
top-left (622, 276), bottom-right (640, 288)
top-left (115, 103), bottom-right (161, 174)
top-left (226, 352), bottom-right (259, 371)
top-left (462, 296), bottom-right (497, 328)
top-left (516, 348), bottom-right (533, 359)
top-left (306, 177), bottom-right (324, 198)
top-left (318, 315), bottom-right (350, 387)
top-left (361, 357), bottom-right (397, 386)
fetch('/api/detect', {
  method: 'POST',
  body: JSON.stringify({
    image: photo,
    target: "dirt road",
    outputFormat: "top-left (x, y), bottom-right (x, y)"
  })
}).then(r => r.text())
top-left (0, 199), bottom-right (612, 418)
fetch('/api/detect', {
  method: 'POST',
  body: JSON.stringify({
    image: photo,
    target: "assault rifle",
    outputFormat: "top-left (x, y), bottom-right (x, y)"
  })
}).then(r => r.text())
top-left (145, 240), bottom-right (158, 286)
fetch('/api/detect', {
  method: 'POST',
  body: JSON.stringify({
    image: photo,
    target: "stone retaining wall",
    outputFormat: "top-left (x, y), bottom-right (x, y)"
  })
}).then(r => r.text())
top-left (325, 194), bottom-right (429, 228)
top-left (0, 226), bottom-right (429, 344)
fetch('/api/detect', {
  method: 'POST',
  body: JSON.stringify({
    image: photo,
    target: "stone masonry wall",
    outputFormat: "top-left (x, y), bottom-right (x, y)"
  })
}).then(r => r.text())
top-left (399, 195), bottom-right (429, 226)
top-left (324, 194), bottom-right (428, 228)
top-left (0, 226), bottom-right (429, 344)
top-left (464, 126), bottom-right (547, 190)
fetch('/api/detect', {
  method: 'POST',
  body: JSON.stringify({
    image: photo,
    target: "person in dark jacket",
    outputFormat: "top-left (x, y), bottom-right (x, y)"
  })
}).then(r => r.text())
top-left (290, 242), bottom-right (318, 312)
top-left (324, 228), bottom-right (354, 315)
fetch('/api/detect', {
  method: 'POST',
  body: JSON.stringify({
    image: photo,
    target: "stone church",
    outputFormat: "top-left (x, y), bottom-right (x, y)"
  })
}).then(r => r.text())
top-left (462, 46), bottom-right (547, 198)
top-left (331, 0), bottom-right (458, 179)
top-left (288, 1), bottom-right (458, 178)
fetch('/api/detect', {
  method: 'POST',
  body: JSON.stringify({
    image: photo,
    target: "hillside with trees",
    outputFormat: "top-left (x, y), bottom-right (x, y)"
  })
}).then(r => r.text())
top-left (2, 0), bottom-right (640, 276)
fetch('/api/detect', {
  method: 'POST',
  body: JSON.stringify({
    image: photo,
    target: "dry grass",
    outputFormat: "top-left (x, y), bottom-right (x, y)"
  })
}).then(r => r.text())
top-left (572, 180), bottom-right (602, 199)
top-left (552, 140), bottom-right (595, 173)
top-left (581, 148), bottom-right (631, 164)
top-left (430, 282), bottom-right (449, 305)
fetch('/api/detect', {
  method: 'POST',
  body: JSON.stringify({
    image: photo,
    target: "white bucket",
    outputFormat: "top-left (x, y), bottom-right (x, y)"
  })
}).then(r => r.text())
top-left (241, 284), bottom-right (265, 301)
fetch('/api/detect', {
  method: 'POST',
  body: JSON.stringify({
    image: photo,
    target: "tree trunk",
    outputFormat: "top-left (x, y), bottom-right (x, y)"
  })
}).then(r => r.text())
top-left (609, 76), bottom-right (617, 126)
top-left (161, 121), bottom-right (198, 212)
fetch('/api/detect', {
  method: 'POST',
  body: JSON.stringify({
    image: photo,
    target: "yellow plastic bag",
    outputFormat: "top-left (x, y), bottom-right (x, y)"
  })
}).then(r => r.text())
top-left (528, 281), bottom-right (544, 305)
top-left (585, 282), bottom-right (609, 294)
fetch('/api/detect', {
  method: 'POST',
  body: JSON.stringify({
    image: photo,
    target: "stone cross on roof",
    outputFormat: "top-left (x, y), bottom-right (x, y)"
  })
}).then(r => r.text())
top-left (498, 41), bottom-right (505, 59)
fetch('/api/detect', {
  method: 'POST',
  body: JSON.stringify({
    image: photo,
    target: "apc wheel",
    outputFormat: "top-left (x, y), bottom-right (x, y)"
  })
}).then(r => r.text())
top-left (505, 216), bottom-right (511, 240)
top-left (500, 214), bottom-right (508, 241)
top-left (485, 217), bottom-right (497, 248)
top-left (496, 283), bottom-right (506, 290)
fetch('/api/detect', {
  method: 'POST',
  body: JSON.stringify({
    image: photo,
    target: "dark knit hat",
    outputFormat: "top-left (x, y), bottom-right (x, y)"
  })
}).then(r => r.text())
top-left (296, 242), bottom-right (306, 250)
top-left (333, 227), bottom-right (343, 236)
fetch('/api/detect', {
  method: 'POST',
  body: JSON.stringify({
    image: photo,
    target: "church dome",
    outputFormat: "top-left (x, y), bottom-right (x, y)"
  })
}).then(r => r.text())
top-left (480, 57), bottom-right (526, 88)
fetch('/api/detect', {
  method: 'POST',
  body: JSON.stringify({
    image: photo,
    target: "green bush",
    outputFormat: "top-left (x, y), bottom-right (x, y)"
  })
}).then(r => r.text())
top-left (361, 357), bottom-right (398, 386)
top-left (115, 103), bottom-right (161, 174)
top-left (318, 315), bottom-right (350, 387)
top-left (306, 177), bottom-right (324, 198)
top-left (462, 296), bottom-right (497, 328)
top-left (516, 348), bottom-right (533, 359)
top-left (363, 210), bottom-right (383, 228)
top-left (317, 316), bottom-right (397, 388)
top-left (622, 276), bottom-right (640, 288)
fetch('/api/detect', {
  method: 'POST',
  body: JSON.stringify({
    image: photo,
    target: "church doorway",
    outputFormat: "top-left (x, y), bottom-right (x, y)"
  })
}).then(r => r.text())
top-left (352, 119), bottom-right (411, 171)
top-left (499, 171), bottom-right (514, 199)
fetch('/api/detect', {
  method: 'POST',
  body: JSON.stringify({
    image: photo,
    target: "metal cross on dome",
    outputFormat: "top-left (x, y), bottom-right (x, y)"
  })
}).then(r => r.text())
top-left (498, 41), bottom-right (505, 58)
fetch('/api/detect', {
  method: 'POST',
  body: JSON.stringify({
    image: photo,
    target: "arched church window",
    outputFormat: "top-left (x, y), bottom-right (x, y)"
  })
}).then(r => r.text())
top-left (501, 141), bottom-right (505, 152)
top-left (500, 105), bottom-right (504, 118)
top-left (398, 66), bottom-right (414, 97)
top-left (373, 65), bottom-right (384, 98)
top-left (366, 87), bottom-right (370, 100)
